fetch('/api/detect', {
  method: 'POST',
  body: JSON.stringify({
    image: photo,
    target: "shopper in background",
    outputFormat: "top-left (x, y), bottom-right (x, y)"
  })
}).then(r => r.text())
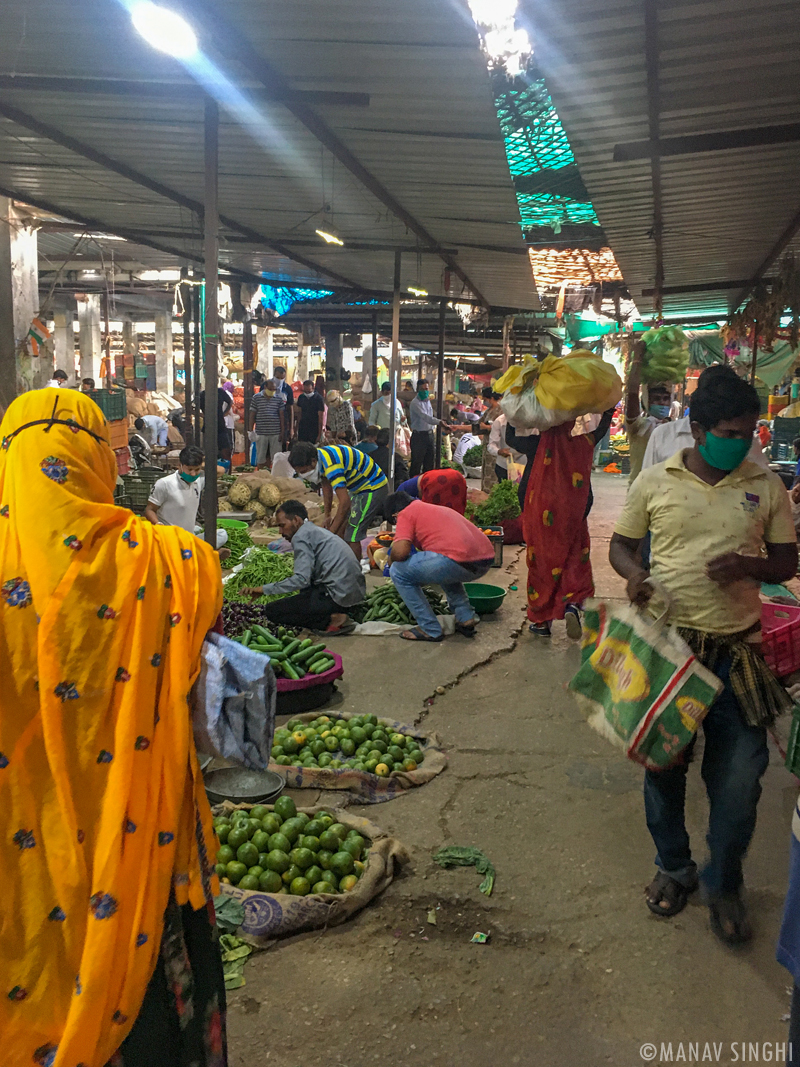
top-left (295, 378), bottom-right (326, 444)
top-left (409, 378), bottom-right (449, 476)
top-left (757, 419), bottom-right (772, 451)
top-left (610, 365), bottom-right (796, 942)
top-left (273, 364), bottom-right (294, 445)
top-left (624, 340), bottom-right (673, 484)
top-left (133, 414), bottom-right (169, 449)
top-left (80, 377), bottom-right (96, 393)
top-left (197, 384), bottom-right (233, 464)
top-left (357, 424), bottom-right (379, 455)
top-left (325, 389), bottom-right (357, 442)
top-left (249, 378), bottom-right (286, 469)
top-left (145, 444), bottom-right (228, 552)
top-left (46, 368), bottom-right (69, 388)
top-left (487, 410), bottom-right (511, 481)
top-left (369, 381), bottom-right (405, 430)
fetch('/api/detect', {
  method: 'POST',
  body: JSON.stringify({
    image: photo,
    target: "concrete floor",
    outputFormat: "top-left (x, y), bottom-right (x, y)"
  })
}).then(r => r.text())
top-left (227, 473), bottom-right (798, 1067)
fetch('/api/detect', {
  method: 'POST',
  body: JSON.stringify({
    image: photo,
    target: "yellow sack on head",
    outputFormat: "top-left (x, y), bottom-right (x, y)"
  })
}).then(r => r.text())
top-left (498, 350), bottom-right (622, 431)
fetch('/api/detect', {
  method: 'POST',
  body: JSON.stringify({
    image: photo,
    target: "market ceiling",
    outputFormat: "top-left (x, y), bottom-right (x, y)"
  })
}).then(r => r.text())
top-left (0, 0), bottom-right (539, 311)
top-left (519, 0), bottom-right (800, 319)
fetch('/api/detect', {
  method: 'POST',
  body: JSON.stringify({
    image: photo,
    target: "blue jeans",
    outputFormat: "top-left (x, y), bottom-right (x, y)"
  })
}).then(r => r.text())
top-left (643, 656), bottom-right (769, 897)
top-left (390, 552), bottom-right (492, 638)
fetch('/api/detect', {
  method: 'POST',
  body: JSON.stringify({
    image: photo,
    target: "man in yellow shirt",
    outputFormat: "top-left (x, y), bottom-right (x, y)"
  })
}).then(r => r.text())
top-left (610, 365), bottom-right (797, 944)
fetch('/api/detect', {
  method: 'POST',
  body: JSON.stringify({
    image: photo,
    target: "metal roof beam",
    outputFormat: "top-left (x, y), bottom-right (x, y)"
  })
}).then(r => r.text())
top-left (614, 122), bottom-right (800, 161)
top-left (0, 99), bottom-right (363, 290)
top-left (731, 202), bottom-right (800, 312)
top-left (185, 0), bottom-right (491, 308)
top-left (0, 74), bottom-right (369, 108)
top-left (644, 0), bottom-right (665, 315)
top-left (642, 279), bottom-right (764, 296)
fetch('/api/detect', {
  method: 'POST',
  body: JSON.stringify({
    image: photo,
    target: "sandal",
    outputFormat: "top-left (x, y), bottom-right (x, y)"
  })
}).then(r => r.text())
top-left (708, 893), bottom-right (752, 945)
top-left (529, 622), bottom-right (552, 637)
top-left (399, 627), bottom-right (444, 642)
top-left (565, 605), bottom-right (582, 641)
top-left (455, 621), bottom-right (478, 638)
top-left (645, 870), bottom-right (698, 917)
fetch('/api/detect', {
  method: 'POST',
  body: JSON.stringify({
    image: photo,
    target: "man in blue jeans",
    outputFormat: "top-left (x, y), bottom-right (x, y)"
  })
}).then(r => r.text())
top-left (609, 365), bottom-right (797, 944)
top-left (383, 491), bottom-right (494, 642)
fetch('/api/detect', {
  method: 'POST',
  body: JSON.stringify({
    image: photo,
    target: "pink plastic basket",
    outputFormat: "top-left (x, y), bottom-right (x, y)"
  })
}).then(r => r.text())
top-left (762, 603), bottom-right (800, 677)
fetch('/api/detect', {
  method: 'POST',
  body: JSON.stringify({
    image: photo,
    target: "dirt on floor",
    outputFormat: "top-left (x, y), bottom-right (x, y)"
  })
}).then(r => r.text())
top-left (226, 474), bottom-right (798, 1067)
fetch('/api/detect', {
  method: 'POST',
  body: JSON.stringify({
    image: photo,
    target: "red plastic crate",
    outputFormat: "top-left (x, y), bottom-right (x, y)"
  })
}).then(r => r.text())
top-left (114, 446), bottom-right (130, 476)
top-left (762, 602), bottom-right (800, 676)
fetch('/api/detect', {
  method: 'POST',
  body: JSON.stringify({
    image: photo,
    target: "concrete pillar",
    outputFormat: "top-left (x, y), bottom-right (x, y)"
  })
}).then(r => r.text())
top-left (256, 325), bottom-right (274, 378)
top-left (0, 198), bottom-right (42, 407)
top-left (77, 293), bottom-right (102, 382)
top-left (323, 329), bottom-right (343, 392)
top-left (52, 309), bottom-right (73, 376)
top-left (297, 342), bottom-right (310, 383)
top-left (154, 310), bottom-right (174, 393)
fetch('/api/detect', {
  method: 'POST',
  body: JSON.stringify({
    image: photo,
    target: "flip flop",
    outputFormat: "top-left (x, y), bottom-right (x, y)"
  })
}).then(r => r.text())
top-left (645, 870), bottom-right (698, 917)
top-left (399, 627), bottom-right (444, 642)
top-left (455, 621), bottom-right (478, 638)
top-left (708, 894), bottom-right (752, 945)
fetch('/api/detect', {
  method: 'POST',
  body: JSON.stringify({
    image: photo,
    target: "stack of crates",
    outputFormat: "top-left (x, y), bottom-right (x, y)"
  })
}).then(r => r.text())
top-left (87, 388), bottom-right (129, 474)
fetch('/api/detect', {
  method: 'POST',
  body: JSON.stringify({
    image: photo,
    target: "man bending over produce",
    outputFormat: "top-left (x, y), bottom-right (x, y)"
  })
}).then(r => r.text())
top-left (145, 444), bottom-right (229, 554)
top-left (383, 491), bottom-right (494, 641)
top-left (242, 499), bottom-right (365, 634)
top-left (289, 440), bottom-right (388, 566)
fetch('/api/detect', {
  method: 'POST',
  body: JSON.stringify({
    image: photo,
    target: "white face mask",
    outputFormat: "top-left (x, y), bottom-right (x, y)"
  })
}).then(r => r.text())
top-left (305, 462), bottom-right (321, 485)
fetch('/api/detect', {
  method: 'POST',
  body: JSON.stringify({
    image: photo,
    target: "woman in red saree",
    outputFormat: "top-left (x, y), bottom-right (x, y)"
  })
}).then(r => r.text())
top-left (520, 410), bottom-right (614, 638)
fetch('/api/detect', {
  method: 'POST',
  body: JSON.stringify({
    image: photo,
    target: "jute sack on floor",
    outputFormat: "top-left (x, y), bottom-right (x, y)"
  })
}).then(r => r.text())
top-left (214, 803), bottom-right (408, 945)
top-left (269, 712), bottom-right (447, 802)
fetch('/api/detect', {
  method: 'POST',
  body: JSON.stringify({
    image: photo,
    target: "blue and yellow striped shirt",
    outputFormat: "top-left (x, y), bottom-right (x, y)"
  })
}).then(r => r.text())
top-left (318, 445), bottom-right (388, 493)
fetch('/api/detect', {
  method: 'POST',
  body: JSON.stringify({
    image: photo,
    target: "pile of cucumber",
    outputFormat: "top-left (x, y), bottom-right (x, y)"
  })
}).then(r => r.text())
top-left (351, 581), bottom-right (450, 625)
top-left (235, 624), bottom-right (336, 679)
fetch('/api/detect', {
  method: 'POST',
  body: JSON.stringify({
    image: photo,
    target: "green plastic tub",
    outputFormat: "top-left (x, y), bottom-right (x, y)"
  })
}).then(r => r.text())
top-left (217, 518), bottom-right (248, 530)
top-left (464, 583), bottom-right (506, 614)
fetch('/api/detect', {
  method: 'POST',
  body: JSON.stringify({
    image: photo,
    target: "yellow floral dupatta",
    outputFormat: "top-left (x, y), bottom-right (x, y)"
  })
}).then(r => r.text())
top-left (0, 390), bottom-right (222, 1067)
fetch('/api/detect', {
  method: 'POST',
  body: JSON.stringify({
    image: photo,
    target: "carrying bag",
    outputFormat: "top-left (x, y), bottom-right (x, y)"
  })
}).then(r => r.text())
top-left (568, 596), bottom-right (723, 770)
top-left (496, 350), bottom-right (622, 432)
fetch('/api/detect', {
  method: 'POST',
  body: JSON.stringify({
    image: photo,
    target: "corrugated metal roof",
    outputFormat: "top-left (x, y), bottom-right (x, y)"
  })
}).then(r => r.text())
top-left (0, 0), bottom-right (538, 309)
top-left (520, 0), bottom-right (800, 318)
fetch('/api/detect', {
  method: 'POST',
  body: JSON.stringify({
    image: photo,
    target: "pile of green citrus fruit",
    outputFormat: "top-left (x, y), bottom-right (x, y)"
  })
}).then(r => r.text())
top-left (213, 795), bottom-right (369, 896)
top-left (270, 714), bottom-right (424, 777)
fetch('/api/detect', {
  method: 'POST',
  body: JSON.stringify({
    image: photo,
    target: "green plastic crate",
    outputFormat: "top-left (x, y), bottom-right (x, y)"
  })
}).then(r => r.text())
top-left (120, 469), bottom-right (166, 513)
top-left (87, 388), bottom-right (127, 421)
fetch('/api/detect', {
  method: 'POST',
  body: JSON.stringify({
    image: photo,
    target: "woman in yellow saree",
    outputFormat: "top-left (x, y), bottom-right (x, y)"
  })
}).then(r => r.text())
top-left (0, 389), bottom-right (226, 1066)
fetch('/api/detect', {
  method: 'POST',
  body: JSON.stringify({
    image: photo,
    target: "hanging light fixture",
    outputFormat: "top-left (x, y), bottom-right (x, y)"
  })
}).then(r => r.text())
top-left (130, 2), bottom-right (199, 58)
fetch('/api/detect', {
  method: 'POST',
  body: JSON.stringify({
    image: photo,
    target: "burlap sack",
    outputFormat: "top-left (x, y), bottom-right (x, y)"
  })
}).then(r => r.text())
top-left (214, 803), bottom-right (408, 945)
top-left (235, 472), bottom-right (309, 504)
top-left (269, 712), bottom-right (447, 802)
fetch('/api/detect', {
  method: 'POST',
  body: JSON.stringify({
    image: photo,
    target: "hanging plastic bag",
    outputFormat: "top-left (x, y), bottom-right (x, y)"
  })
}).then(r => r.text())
top-left (496, 350), bottom-right (622, 431)
top-left (395, 424), bottom-right (411, 458)
top-left (640, 326), bottom-right (689, 384)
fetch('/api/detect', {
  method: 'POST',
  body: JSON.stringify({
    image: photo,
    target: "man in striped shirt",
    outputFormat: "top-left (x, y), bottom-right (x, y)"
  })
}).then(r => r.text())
top-left (289, 440), bottom-right (388, 560)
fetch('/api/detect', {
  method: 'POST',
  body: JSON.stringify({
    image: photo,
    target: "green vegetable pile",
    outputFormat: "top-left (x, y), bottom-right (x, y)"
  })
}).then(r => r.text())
top-left (222, 547), bottom-right (294, 603)
top-left (233, 624), bottom-right (336, 679)
top-left (350, 581), bottom-right (452, 624)
top-left (640, 325), bottom-right (689, 384)
top-left (466, 478), bottom-right (520, 525)
top-left (462, 443), bottom-right (484, 468)
top-left (219, 524), bottom-right (253, 567)
top-left (272, 714), bottom-right (425, 775)
top-left (214, 795), bottom-right (369, 896)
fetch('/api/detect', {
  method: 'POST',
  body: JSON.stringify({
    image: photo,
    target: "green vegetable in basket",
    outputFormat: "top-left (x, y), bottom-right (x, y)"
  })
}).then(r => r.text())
top-left (214, 805), bottom-right (370, 896)
top-left (223, 547), bottom-right (294, 604)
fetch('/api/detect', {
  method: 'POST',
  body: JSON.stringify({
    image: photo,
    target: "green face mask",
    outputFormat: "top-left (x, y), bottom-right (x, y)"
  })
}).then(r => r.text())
top-left (698, 431), bottom-right (751, 472)
top-left (180, 471), bottom-right (201, 484)
top-left (418, 389), bottom-right (429, 400)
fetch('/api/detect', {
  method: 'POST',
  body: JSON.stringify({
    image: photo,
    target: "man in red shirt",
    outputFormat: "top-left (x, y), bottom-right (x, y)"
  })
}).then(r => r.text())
top-left (383, 491), bottom-right (495, 641)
